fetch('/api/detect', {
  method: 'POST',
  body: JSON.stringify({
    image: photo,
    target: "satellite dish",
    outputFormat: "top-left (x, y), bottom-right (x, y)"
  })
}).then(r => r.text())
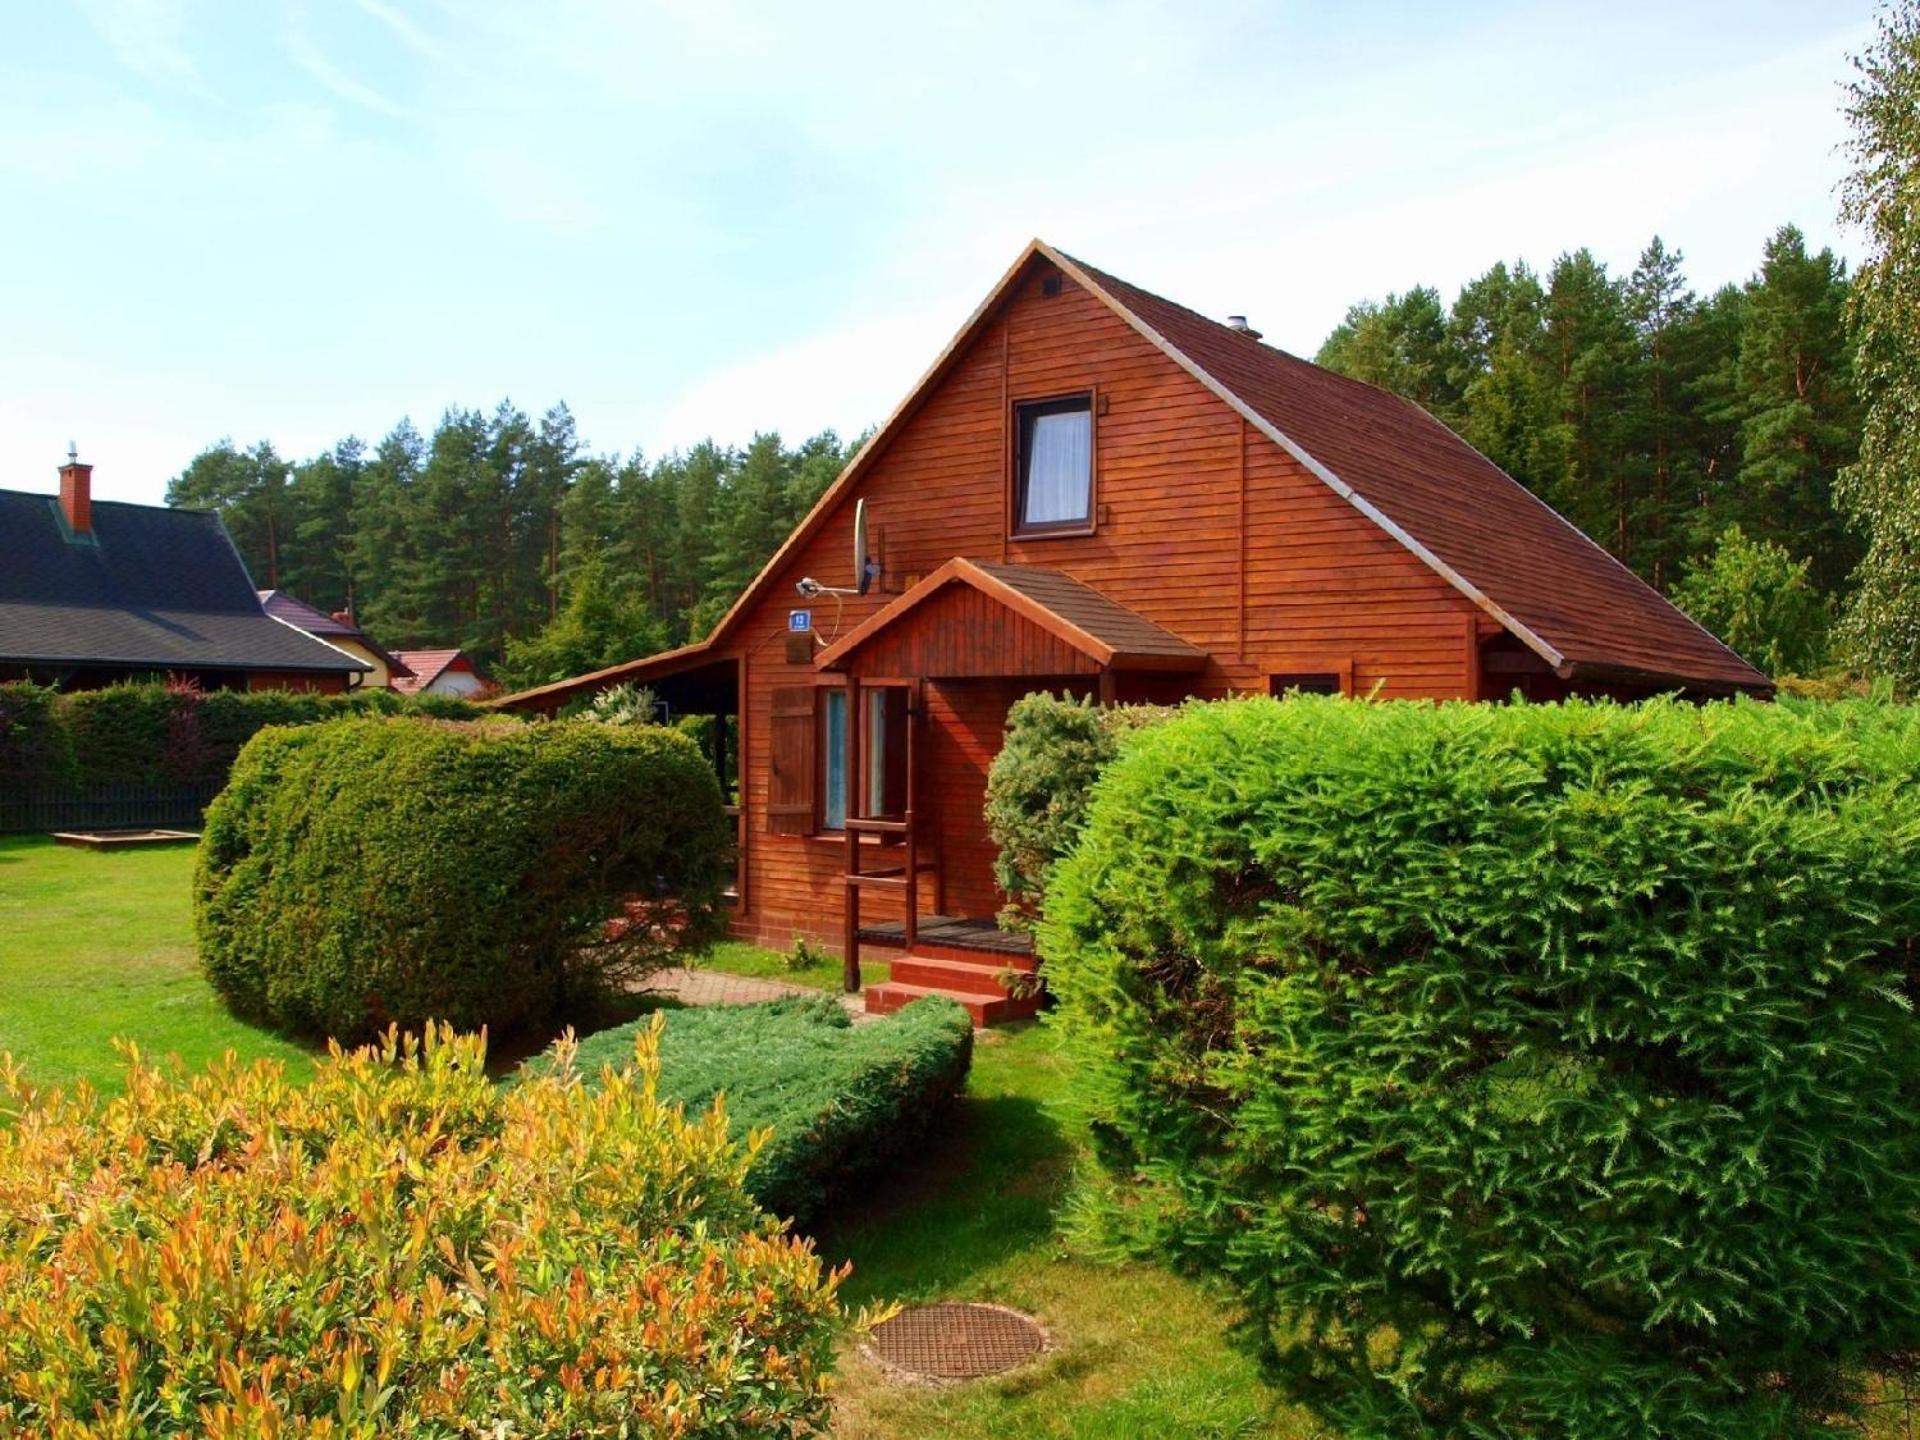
top-left (854, 497), bottom-right (874, 595)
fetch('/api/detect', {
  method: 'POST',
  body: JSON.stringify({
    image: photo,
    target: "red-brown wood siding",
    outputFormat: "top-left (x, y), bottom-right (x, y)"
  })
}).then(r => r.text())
top-left (720, 257), bottom-right (1479, 951)
top-left (845, 584), bottom-right (1102, 679)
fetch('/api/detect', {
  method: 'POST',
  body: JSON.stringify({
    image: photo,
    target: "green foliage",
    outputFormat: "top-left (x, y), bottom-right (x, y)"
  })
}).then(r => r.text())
top-left (0, 1022), bottom-right (847, 1436)
top-left (983, 692), bottom-right (1173, 931)
top-left (1672, 524), bottom-right (1833, 675)
top-left (195, 717), bottom-right (730, 1042)
top-left (172, 410), bottom-right (852, 675)
top-left (1839, 3), bottom-right (1920, 689)
top-left (1, 682), bottom-right (485, 791)
top-left (1044, 697), bottom-right (1920, 1439)
top-left (551, 996), bottom-right (973, 1224)
top-left (0, 683), bottom-right (73, 789)
top-left (495, 559), bottom-right (669, 693)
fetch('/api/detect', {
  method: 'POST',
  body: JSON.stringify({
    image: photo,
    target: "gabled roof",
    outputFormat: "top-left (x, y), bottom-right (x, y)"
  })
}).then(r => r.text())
top-left (694, 240), bottom-right (1767, 695)
top-left (1058, 251), bottom-right (1768, 693)
top-left (0, 489), bottom-right (367, 674)
top-left (258, 589), bottom-right (412, 676)
top-left (390, 649), bottom-right (478, 694)
top-left (815, 559), bottom-right (1206, 672)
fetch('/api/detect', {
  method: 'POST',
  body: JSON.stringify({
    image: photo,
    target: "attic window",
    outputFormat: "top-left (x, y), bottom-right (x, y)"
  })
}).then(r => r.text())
top-left (1269, 672), bottom-right (1344, 697)
top-left (1014, 395), bottom-right (1094, 536)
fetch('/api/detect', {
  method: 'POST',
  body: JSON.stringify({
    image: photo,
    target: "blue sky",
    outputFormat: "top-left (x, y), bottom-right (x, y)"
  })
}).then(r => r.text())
top-left (1, 0), bottom-right (1875, 506)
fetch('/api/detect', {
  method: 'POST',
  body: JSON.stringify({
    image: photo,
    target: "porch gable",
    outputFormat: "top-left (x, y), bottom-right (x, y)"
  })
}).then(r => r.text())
top-left (813, 557), bottom-right (1206, 680)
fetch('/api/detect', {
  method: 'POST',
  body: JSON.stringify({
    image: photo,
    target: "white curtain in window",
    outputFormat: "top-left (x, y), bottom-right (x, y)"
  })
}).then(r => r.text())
top-left (821, 690), bottom-right (847, 830)
top-left (866, 688), bottom-right (891, 816)
top-left (1024, 409), bottom-right (1092, 525)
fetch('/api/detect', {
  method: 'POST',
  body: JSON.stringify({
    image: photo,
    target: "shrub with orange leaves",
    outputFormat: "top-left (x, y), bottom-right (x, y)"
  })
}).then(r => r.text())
top-left (0, 1020), bottom-right (850, 1437)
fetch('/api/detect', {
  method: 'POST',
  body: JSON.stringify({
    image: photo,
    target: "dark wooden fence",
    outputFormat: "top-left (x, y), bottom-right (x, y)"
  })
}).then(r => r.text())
top-left (0, 780), bottom-right (224, 835)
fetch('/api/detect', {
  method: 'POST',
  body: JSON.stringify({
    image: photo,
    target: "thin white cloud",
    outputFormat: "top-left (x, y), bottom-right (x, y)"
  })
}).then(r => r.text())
top-left (76, 0), bottom-right (199, 85)
top-left (351, 0), bottom-right (453, 67)
top-left (287, 43), bottom-right (412, 119)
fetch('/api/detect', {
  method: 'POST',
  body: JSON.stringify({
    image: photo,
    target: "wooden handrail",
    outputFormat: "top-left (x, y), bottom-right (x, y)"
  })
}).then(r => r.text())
top-left (842, 678), bottom-right (929, 991)
top-left (846, 873), bottom-right (910, 890)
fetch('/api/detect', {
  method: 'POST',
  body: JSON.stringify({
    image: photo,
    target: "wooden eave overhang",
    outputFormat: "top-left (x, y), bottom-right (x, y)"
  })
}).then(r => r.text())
top-left (812, 558), bottom-right (1207, 675)
top-left (492, 639), bottom-right (721, 711)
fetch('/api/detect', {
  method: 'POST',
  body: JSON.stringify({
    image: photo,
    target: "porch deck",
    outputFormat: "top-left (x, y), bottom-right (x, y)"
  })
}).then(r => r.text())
top-left (856, 914), bottom-right (1034, 959)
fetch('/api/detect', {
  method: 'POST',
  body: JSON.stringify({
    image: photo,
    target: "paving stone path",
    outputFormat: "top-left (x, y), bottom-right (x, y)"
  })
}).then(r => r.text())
top-left (649, 966), bottom-right (871, 1021)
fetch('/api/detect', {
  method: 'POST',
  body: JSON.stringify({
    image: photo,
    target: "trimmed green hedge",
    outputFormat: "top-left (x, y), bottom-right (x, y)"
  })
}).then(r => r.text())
top-left (1044, 696), bottom-right (1920, 1439)
top-left (983, 691), bottom-right (1172, 931)
top-left (196, 717), bottom-right (731, 1042)
top-left (0, 683), bottom-right (72, 790)
top-left (549, 996), bottom-right (974, 1223)
top-left (0, 680), bottom-right (486, 791)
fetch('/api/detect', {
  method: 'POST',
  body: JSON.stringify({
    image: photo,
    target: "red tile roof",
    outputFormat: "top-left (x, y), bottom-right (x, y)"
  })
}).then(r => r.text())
top-left (390, 649), bottom-right (466, 694)
top-left (1057, 251), bottom-right (1768, 694)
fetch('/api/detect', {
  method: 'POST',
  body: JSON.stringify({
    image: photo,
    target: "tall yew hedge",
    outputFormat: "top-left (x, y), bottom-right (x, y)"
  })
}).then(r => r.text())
top-left (1043, 696), bottom-right (1920, 1439)
top-left (197, 717), bottom-right (730, 1041)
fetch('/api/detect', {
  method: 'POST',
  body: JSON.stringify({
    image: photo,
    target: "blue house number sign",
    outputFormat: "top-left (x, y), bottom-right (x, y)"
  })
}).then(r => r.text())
top-left (788, 609), bottom-right (812, 634)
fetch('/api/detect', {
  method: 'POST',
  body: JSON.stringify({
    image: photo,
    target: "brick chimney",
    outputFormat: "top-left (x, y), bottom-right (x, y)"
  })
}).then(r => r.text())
top-left (58, 444), bottom-right (92, 535)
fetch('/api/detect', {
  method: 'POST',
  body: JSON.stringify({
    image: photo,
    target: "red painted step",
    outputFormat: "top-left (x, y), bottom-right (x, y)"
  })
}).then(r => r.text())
top-left (860, 933), bottom-right (1038, 970)
top-left (864, 980), bottom-right (1041, 1027)
top-left (889, 954), bottom-right (1023, 997)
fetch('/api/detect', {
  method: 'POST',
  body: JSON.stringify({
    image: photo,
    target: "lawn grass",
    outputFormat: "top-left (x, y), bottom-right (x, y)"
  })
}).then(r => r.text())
top-left (0, 835), bottom-right (313, 1093)
top-left (700, 936), bottom-right (886, 993)
top-left (703, 937), bottom-right (1315, 1437)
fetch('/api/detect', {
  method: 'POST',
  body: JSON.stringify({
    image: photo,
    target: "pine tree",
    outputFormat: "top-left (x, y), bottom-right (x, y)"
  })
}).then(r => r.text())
top-left (1732, 226), bottom-right (1860, 593)
top-left (1317, 287), bottom-right (1465, 420)
top-left (167, 440), bottom-right (292, 589)
top-left (1544, 250), bottom-right (1639, 561)
top-left (1624, 238), bottom-right (1696, 587)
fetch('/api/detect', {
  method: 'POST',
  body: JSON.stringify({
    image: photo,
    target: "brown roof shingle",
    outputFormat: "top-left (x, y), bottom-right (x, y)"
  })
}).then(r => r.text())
top-left (1060, 251), bottom-right (1769, 694)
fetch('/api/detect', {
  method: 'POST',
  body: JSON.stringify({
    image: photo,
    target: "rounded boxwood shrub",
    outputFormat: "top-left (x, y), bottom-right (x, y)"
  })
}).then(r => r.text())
top-left (0, 1023), bottom-right (847, 1435)
top-left (196, 716), bottom-right (729, 1041)
top-left (1044, 696), bottom-right (1920, 1439)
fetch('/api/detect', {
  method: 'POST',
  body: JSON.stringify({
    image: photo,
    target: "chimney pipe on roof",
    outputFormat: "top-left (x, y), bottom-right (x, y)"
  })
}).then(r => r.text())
top-left (1225, 314), bottom-right (1263, 340)
top-left (58, 444), bottom-right (93, 535)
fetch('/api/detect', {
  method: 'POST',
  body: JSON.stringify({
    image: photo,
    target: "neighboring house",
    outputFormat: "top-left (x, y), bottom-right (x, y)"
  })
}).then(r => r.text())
top-left (258, 590), bottom-right (413, 689)
top-left (391, 649), bottom-right (488, 697)
top-left (0, 455), bottom-right (370, 692)
top-left (497, 241), bottom-right (1770, 1023)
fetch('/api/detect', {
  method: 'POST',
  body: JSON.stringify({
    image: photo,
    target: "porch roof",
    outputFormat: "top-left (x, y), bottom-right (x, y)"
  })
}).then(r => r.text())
top-left (492, 641), bottom-right (737, 715)
top-left (813, 558), bottom-right (1207, 676)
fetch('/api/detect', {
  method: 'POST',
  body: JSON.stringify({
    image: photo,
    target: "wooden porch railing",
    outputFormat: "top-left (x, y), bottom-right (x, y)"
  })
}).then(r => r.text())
top-left (843, 813), bottom-right (939, 991)
top-left (840, 674), bottom-right (942, 992)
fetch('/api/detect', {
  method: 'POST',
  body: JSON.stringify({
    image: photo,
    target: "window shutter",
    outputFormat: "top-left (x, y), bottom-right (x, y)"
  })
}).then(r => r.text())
top-left (767, 686), bottom-right (816, 834)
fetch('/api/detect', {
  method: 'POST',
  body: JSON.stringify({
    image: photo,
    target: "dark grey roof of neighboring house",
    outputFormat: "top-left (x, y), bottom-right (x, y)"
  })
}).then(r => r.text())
top-left (258, 588), bottom-right (412, 676)
top-left (0, 489), bottom-right (369, 673)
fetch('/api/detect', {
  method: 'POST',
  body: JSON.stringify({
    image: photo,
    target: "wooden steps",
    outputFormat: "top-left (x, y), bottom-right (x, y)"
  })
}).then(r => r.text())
top-left (860, 918), bottom-right (1040, 1027)
top-left (865, 978), bottom-right (1040, 1027)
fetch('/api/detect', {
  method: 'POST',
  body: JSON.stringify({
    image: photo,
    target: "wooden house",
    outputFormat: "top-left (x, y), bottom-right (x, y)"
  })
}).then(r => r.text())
top-left (391, 649), bottom-right (488, 698)
top-left (499, 242), bottom-right (1770, 1023)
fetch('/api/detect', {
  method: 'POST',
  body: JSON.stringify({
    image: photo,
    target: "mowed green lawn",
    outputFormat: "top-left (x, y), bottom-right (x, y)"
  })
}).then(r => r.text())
top-left (0, 835), bottom-right (312, 1093)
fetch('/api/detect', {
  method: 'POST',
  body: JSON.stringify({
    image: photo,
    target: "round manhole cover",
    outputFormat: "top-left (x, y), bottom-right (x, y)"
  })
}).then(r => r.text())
top-left (866, 1301), bottom-right (1047, 1381)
